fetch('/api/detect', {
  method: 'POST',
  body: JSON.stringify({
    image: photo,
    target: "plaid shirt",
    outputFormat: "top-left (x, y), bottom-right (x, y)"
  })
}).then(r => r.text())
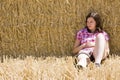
top-left (76, 27), bottom-right (109, 56)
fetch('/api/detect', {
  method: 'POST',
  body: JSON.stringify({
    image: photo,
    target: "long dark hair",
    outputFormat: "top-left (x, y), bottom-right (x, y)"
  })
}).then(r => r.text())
top-left (86, 12), bottom-right (103, 33)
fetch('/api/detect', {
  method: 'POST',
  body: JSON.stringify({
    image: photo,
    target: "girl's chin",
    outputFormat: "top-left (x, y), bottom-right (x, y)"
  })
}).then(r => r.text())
top-left (88, 28), bottom-right (96, 32)
top-left (88, 27), bottom-right (95, 30)
top-left (88, 28), bottom-right (93, 30)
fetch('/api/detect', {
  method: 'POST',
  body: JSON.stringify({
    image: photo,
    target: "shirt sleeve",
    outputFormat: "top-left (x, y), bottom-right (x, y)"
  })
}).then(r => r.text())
top-left (103, 31), bottom-right (109, 41)
top-left (76, 30), bottom-right (82, 40)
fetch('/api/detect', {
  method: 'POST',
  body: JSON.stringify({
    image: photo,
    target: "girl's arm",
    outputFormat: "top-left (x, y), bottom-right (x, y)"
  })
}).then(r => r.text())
top-left (73, 39), bottom-right (86, 55)
top-left (106, 40), bottom-right (110, 54)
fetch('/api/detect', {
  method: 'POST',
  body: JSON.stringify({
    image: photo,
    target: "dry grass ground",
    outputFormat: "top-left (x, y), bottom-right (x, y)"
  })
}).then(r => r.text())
top-left (0, 55), bottom-right (120, 80)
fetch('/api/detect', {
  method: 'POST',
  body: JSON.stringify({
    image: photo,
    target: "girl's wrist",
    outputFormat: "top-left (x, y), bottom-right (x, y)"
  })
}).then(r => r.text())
top-left (80, 44), bottom-right (86, 48)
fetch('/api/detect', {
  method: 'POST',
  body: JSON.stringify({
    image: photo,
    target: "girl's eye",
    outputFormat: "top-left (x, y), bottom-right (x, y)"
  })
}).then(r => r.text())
top-left (87, 21), bottom-right (93, 23)
top-left (87, 21), bottom-right (94, 23)
top-left (90, 21), bottom-right (93, 23)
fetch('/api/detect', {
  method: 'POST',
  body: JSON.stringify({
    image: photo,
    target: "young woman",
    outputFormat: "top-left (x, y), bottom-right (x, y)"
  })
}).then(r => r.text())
top-left (73, 12), bottom-right (110, 68)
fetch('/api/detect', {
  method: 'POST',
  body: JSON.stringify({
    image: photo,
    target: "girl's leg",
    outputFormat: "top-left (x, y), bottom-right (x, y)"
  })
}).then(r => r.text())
top-left (77, 54), bottom-right (89, 68)
top-left (93, 33), bottom-right (107, 65)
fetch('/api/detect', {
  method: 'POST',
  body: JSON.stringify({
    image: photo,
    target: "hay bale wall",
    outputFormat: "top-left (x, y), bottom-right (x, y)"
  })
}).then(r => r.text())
top-left (0, 0), bottom-right (120, 57)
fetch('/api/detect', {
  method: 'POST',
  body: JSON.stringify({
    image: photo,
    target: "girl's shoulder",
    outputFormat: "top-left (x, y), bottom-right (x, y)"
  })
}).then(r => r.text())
top-left (96, 30), bottom-right (109, 37)
top-left (77, 27), bottom-right (87, 34)
top-left (76, 27), bottom-right (87, 40)
top-left (97, 30), bottom-right (109, 36)
top-left (98, 30), bottom-right (109, 40)
top-left (102, 30), bottom-right (109, 37)
top-left (102, 31), bottom-right (108, 35)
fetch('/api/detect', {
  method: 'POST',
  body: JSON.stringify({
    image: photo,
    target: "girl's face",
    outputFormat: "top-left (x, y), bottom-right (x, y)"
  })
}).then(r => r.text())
top-left (86, 17), bottom-right (96, 32)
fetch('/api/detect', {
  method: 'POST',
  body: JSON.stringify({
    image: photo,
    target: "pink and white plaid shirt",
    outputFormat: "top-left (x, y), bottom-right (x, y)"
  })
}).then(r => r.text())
top-left (76, 27), bottom-right (109, 56)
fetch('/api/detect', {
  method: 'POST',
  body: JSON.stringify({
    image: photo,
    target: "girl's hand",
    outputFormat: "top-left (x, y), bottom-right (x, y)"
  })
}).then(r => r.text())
top-left (85, 42), bottom-right (95, 47)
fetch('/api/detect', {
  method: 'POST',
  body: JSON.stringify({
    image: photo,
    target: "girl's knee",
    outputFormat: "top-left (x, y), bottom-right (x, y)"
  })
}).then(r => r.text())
top-left (96, 33), bottom-right (105, 39)
top-left (78, 54), bottom-right (88, 60)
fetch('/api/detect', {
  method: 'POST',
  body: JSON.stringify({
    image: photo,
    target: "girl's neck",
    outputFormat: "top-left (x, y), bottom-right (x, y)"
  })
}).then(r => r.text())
top-left (91, 29), bottom-right (96, 33)
top-left (87, 27), bottom-right (96, 33)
